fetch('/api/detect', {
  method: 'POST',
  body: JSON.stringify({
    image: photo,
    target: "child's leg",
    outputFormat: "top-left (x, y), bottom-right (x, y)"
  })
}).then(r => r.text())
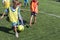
top-left (30, 12), bottom-right (35, 26)
top-left (24, 1), bottom-right (28, 7)
top-left (27, 2), bottom-right (29, 6)
top-left (34, 13), bottom-right (37, 23)
top-left (12, 23), bottom-right (18, 38)
top-left (29, 15), bottom-right (33, 26)
top-left (14, 26), bottom-right (17, 32)
top-left (24, 2), bottom-right (26, 7)
top-left (24, 1), bottom-right (27, 7)
top-left (34, 16), bottom-right (36, 23)
top-left (26, 0), bottom-right (28, 6)
top-left (14, 26), bottom-right (18, 38)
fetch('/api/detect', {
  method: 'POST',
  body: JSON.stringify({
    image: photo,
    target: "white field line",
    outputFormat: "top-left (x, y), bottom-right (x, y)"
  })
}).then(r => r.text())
top-left (40, 11), bottom-right (60, 18)
top-left (23, 9), bottom-right (60, 18)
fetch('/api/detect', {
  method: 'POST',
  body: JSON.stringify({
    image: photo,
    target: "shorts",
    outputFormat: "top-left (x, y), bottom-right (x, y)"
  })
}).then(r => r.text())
top-left (12, 21), bottom-right (21, 27)
top-left (31, 12), bottom-right (37, 16)
top-left (24, 0), bottom-right (28, 3)
top-left (12, 22), bottom-right (18, 27)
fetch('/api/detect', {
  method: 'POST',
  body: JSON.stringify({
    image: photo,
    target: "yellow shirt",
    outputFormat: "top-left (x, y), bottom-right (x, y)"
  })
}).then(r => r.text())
top-left (3, 0), bottom-right (10, 9)
top-left (8, 7), bottom-right (18, 23)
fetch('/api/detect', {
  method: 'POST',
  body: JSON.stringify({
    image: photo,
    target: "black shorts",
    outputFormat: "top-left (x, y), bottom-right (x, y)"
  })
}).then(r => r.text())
top-left (31, 12), bottom-right (37, 16)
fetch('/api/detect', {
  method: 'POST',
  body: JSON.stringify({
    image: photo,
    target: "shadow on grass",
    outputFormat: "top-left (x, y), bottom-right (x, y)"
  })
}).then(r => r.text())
top-left (53, 0), bottom-right (60, 2)
top-left (23, 20), bottom-right (30, 28)
top-left (57, 0), bottom-right (60, 2)
top-left (23, 20), bottom-right (27, 25)
top-left (0, 26), bottom-right (14, 35)
top-left (19, 19), bottom-right (28, 25)
top-left (19, 20), bottom-right (30, 28)
top-left (0, 14), bottom-right (2, 16)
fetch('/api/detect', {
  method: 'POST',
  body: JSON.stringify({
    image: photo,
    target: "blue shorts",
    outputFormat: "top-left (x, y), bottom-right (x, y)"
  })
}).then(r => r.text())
top-left (31, 12), bottom-right (37, 16)
top-left (24, 0), bottom-right (28, 3)
top-left (12, 22), bottom-right (18, 27)
top-left (12, 21), bottom-right (21, 27)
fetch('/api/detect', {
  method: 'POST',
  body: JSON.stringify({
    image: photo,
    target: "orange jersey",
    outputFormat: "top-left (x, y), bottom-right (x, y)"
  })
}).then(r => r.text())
top-left (30, 1), bottom-right (38, 13)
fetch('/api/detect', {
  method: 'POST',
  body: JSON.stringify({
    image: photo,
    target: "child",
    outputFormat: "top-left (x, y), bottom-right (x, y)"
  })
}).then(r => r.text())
top-left (2, 0), bottom-right (10, 9)
top-left (2, 0), bottom-right (10, 16)
top-left (13, 0), bottom-right (22, 8)
top-left (0, 1), bottom-right (24, 38)
top-left (29, 0), bottom-right (38, 26)
top-left (24, 0), bottom-right (29, 7)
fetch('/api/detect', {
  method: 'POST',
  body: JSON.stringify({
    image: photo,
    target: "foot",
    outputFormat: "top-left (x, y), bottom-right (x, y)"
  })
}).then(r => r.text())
top-left (32, 22), bottom-right (34, 24)
top-left (25, 24), bottom-right (29, 28)
top-left (15, 32), bottom-right (19, 38)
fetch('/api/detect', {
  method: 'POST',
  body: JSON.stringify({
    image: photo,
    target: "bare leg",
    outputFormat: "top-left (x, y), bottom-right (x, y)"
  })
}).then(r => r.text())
top-left (14, 26), bottom-right (17, 32)
top-left (34, 16), bottom-right (36, 23)
top-left (14, 26), bottom-right (18, 38)
top-left (29, 15), bottom-right (33, 26)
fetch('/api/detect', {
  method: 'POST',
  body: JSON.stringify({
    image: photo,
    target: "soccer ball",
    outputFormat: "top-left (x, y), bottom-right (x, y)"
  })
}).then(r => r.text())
top-left (18, 25), bottom-right (24, 31)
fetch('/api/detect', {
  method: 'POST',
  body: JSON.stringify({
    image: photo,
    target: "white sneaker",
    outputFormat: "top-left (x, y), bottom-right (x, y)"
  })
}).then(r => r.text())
top-left (15, 32), bottom-right (19, 38)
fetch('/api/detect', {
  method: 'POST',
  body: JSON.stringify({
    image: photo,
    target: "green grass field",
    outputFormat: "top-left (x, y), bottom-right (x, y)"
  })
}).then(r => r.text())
top-left (0, 0), bottom-right (60, 40)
